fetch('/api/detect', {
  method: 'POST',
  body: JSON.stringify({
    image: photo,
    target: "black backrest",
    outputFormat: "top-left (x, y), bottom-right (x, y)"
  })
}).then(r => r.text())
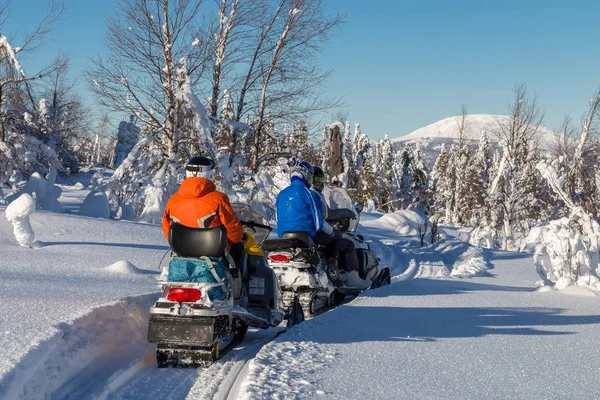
top-left (169, 223), bottom-right (227, 257)
top-left (327, 208), bottom-right (356, 221)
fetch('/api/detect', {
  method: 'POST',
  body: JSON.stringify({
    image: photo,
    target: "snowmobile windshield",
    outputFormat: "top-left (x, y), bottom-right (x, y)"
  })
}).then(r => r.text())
top-left (231, 203), bottom-right (272, 245)
top-left (321, 186), bottom-right (359, 232)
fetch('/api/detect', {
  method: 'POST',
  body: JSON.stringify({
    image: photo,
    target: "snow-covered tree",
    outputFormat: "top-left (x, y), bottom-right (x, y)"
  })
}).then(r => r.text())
top-left (460, 130), bottom-right (491, 224)
top-left (409, 142), bottom-right (429, 215)
top-left (534, 159), bottom-right (600, 290)
top-left (376, 134), bottom-right (394, 211)
top-left (113, 116), bottom-right (141, 169)
top-left (487, 85), bottom-right (545, 249)
top-left (356, 143), bottom-right (377, 209)
top-left (395, 147), bottom-right (413, 210)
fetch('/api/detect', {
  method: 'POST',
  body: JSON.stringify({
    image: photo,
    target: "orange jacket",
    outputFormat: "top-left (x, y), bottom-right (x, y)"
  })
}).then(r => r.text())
top-left (162, 177), bottom-right (244, 247)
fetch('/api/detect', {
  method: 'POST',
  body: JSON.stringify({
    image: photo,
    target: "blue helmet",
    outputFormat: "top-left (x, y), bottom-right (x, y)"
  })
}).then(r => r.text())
top-left (289, 161), bottom-right (314, 186)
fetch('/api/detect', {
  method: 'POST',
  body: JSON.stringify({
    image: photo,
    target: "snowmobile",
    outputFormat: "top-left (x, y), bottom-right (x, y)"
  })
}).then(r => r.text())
top-left (263, 186), bottom-right (391, 318)
top-left (322, 186), bottom-right (391, 289)
top-left (147, 204), bottom-right (303, 368)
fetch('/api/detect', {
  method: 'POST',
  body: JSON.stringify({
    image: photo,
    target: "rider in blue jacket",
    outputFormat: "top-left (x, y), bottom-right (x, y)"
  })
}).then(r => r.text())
top-left (276, 161), bottom-right (368, 288)
top-left (276, 162), bottom-right (323, 237)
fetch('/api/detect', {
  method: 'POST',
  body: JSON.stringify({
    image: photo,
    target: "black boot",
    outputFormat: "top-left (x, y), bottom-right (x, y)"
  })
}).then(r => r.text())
top-left (326, 258), bottom-right (344, 287)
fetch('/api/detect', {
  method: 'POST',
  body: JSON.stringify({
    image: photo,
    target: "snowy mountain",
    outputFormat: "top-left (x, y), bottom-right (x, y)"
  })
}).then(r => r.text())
top-left (392, 113), bottom-right (554, 143)
top-left (389, 114), bottom-right (555, 170)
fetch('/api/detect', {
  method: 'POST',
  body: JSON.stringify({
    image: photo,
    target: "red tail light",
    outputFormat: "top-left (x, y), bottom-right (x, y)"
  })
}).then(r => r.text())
top-left (167, 288), bottom-right (201, 302)
top-left (269, 252), bottom-right (293, 262)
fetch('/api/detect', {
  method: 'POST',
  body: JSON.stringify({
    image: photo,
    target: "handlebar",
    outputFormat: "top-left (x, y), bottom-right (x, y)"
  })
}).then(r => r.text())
top-left (240, 219), bottom-right (272, 232)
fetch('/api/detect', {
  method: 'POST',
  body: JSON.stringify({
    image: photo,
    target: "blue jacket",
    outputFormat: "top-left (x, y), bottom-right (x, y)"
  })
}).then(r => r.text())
top-left (276, 180), bottom-right (324, 237)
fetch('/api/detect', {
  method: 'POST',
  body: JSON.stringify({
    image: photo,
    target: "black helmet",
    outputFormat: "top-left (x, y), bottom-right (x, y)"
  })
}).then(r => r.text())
top-left (185, 156), bottom-right (215, 179)
top-left (312, 165), bottom-right (325, 191)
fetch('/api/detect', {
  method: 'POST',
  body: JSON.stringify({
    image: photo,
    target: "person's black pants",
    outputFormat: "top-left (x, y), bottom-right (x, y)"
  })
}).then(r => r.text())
top-left (313, 230), bottom-right (359, 272)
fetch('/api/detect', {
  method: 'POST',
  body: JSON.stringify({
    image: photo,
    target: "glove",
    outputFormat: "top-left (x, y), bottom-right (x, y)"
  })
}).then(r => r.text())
top-left (332, 230), bottom-right (342, 240)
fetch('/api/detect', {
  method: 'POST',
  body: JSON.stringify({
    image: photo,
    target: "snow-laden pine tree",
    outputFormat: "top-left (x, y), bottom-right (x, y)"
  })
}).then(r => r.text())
top-left (452, 143), bottom-right (471, 224)
top-left (353, 133), bottom-right (375, 207)
top-left (360, 144), bottom-right (377, 210)
top-left (293, 120), bottom-right (314, 163)
top-left (428, 143), bottom-right (454, 222)
top-left (394, 146), bottom-right (413, 210)
top-left (461, 130), bottom-right (491, 225)
top-left (352, 123), bottom-right (361, 162)
top-left (376, 134), bottom-right (394, 211)
top-left (409, 142), bottom-right (429, 215)
top-left (215, 89), bottom-right (234, 150)
top-left (0, 35), bottom-right (65, 193)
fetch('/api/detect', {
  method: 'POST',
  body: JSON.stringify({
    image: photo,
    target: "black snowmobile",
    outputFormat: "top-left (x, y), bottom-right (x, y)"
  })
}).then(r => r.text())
top-left (147, 204), bottom-right (303, 367)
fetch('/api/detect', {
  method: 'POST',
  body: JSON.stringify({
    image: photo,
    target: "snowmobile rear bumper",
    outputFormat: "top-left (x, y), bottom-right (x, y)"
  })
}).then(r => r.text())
top-left (147, 314), bottom-right (215, 347)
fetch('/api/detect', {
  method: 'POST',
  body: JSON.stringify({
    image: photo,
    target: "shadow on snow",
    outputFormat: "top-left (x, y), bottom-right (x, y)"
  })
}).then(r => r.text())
top-left (292, 303), bottom-right (600, 344)
top-left (36, 241), bottom-right (169, 251)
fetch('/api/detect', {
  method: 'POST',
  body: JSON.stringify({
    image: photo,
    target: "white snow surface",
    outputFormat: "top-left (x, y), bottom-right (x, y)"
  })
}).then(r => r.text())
top-left (79, 190), bottom-right (110, 218)
top-left (1, 183), bottom-right (600, 399)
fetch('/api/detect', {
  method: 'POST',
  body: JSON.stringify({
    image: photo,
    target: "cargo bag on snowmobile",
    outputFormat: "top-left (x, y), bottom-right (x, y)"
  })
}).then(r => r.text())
top-left (167, 257), bottom-right (228, 301)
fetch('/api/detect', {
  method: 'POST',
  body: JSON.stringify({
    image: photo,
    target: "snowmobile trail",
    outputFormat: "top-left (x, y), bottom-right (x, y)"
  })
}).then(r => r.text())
top-left (87, 327), bottom-right (284, 400)
top-left (186, 327), bottom-right (285, 400)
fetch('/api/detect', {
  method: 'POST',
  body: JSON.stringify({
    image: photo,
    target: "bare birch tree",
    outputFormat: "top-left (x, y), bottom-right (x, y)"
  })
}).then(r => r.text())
top-left (568, 87), bottom-right (600, 203)
top-left (0, 0), bottom-right (66, 141)
top-left (489, 84), bottom-right (545, 249)
top-left (87, 0), bottom-right (207, 157)
top-left (228, 0), bottom-right (343, 172)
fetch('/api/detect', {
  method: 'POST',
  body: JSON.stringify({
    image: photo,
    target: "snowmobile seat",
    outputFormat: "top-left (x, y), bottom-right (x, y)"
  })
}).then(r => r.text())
top-left (281, 231), bottom-right (315, 247)
top-left (262, 232), bottom-right (315, 251)
top-left (168, 223), bottom-right (227, 258)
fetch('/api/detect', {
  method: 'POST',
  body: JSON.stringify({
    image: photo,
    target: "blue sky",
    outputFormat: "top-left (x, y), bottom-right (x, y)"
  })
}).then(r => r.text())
top-left (6, 0), bottom-right (600, 140)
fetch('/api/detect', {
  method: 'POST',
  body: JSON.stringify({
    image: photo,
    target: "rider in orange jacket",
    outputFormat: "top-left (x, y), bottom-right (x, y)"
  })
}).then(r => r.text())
top-left (162, 156), bottom-right (243, 249)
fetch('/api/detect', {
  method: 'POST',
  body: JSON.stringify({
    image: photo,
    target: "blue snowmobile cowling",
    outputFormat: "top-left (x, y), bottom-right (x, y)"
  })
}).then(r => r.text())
top-left (167, 256), bottom-right (228, 301)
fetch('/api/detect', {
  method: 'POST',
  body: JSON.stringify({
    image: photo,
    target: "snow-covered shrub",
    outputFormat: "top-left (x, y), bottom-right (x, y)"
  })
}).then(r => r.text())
top-left (138, 161), bottom-right (173, 224)
top-left (5, 193), bottom-right (36, 247)
top-left (79, 190), bottom-right (110, 219)
top-left (519, 225), bottom-right (550, 253)
top-left (532, 212), bottom-right (600, 290)
top-left (469, 223), bottom-right (498, 249)
top-left (0, 128), bottom-right (63, 189)
top-left (112, 117), bottom-right (140, 169)
top-left (534, 160), bottom-right (600, 290)
top-left (99, 135), bottom-right (181, 220)
top-left (247, 157), bottom-right (290, 221)
top-left (6, 169), bottom-right (62, 212)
